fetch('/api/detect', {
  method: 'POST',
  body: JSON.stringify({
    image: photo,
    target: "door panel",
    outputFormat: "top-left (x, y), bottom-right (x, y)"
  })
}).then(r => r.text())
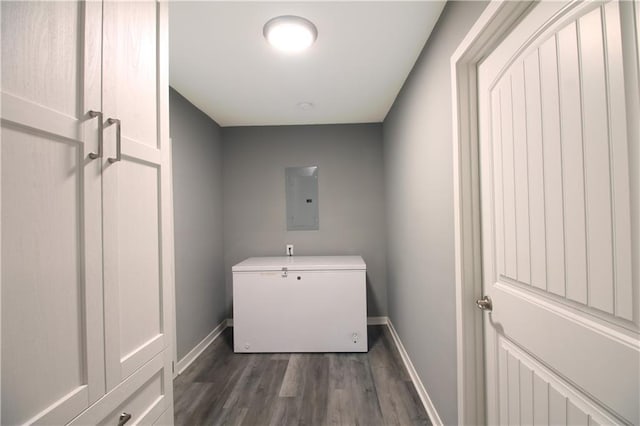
top-left (538, 35), bottom-right (566, 298)
top-left (102, 1), bottom-right (158, 149)
top-left (116, 155), bottom-right (164, 382)
top-left (117, 159), bottom-right (161, 358)
top-left (490, 284), bottom-right (638, 423)
top-left (1, 127), bottom-right (88, 425)
top-left (103, 139), bottom-right (167, 389)
top-left (605, 2), bottom-right (635, 322)
top-left (557, 20), bottom-right (589, 305)
top-left (483, 1), bottom-right (637, 326)
top-left (102, 1), bottom-right (171, 390)
top-left (479, 1), bottom-right (639, 424)
top-left (1, 1), bottom-right (80, 117)
top-left (0, 1), bottom-right (104, 423)
top-left (497, 337), bottom-right (620, 425)
top-left (522, 52), bottom-right (545, 291)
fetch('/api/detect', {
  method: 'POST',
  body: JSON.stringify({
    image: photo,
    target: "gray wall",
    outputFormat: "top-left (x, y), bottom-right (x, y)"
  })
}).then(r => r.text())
top-left (170, 87), bottom-right (226, 360)
top-left (382, 2), bottom-right (487, 425)
top-left (222, 124), bottom-right (387, 317)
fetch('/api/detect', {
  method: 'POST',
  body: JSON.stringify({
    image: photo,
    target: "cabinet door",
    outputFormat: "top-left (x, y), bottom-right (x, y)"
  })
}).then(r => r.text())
top-left (1, 1), bottom-right (105, 424)
top-left (101, 0), bottom-right (175, 390)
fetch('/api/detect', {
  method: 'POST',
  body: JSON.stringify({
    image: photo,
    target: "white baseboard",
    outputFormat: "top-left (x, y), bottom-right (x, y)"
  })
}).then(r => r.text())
top-left (367, 316), bottom-right (389, 325)
top-left (386, 319), bottom-right (443, 426)
top-left (176, 320), bottom-right (227, 375)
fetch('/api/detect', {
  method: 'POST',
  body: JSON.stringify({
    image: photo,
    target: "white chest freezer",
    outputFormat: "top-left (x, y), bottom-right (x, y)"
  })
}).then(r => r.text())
top-left (232, 256), bottom-right (367, 353)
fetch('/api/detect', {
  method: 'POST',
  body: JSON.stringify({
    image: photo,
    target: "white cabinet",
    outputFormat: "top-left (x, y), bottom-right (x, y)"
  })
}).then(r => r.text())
top-left (232, 256), bottom-right (367, 353)
top-left (1, 1), bottom-right (175, 424)
top-left (68, 351), bottom-right (172, 426)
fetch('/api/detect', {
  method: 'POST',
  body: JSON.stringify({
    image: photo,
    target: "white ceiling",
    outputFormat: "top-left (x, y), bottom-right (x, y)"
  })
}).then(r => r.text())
top-left (169, 1), bottom-right (446, 127)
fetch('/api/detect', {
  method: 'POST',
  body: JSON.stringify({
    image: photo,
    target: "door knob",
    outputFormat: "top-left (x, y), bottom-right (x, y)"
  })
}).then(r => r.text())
top-left (476, 295), bottom-right (492, 312)
top-left (118, 412), bottom-right (132, 426)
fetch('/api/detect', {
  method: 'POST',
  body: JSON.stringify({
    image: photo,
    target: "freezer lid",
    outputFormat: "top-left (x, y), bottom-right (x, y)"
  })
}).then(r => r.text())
top-left (232, 256), bottom-right (366, 272)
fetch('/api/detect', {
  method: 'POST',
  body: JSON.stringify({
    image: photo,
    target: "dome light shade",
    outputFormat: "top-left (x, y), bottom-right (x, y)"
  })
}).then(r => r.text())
top-left (263, 16), bottom-right (317, 53)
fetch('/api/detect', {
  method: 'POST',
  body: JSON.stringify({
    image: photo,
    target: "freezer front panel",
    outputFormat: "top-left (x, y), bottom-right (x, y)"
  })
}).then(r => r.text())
top-left (233, 268), bottom-right (367, 353)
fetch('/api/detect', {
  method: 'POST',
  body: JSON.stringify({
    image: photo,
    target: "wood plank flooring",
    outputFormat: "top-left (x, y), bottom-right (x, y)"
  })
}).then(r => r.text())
top-left (174, 325), bottom-right (432, 425)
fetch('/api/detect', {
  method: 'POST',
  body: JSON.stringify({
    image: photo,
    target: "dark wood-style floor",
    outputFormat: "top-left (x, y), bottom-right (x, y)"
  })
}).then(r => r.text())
top-left (173, 325), bottom-right (432, 425)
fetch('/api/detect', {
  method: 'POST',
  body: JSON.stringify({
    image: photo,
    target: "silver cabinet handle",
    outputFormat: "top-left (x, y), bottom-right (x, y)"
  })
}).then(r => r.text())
top-left (107, 118), bottom-right (121, 163)
top-left (88, 110), bottom-right (103, 159)
top-left (118, 412), bottom-right (132, 426)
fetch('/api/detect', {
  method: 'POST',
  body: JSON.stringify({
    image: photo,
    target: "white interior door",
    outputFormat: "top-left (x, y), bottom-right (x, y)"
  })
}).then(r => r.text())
top-left (101, 0), bottom-right (174, 390)
top-left (478, 1), bottom-right (639, 424)
top-left (1, 1), bottom-right (105, 424)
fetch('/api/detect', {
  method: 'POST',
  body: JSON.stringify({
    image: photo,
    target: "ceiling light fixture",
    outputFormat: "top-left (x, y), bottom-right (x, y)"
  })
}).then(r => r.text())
top-left (263, 15), bottom-right (318, 53)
